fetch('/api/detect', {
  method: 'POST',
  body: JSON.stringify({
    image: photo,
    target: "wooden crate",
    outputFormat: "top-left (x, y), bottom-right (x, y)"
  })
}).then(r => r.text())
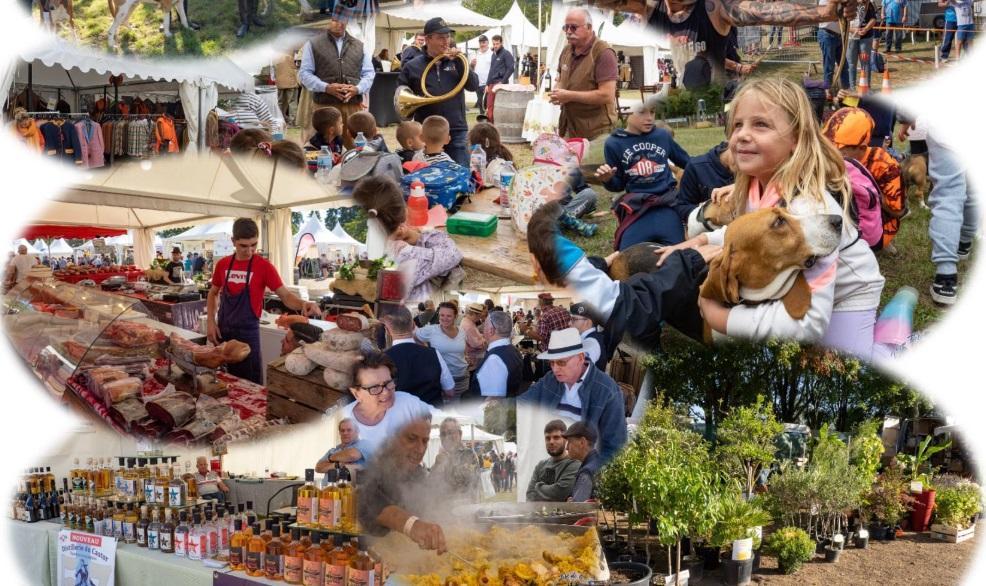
top-left (930, 523), bottom-right (976, 543)
top-left (265, 356), bottom-right (350, 423)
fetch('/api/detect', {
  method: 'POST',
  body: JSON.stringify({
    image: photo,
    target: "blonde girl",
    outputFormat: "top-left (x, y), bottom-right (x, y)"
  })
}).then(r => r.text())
top-left (658, 77), bottom-right (886, 359)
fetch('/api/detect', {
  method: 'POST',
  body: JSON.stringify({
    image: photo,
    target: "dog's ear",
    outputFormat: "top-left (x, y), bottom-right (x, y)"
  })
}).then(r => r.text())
top-left (781, 272), bottom-right (812, 319)
top-left (700, 243), bottom-right (740, 305)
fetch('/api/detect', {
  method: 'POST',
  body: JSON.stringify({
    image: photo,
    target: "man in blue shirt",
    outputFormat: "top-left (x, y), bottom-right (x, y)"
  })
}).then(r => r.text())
top-left (316, 418), bottom-right (371, 482)
top-left (882, 0), bottom-right (907, 52)
top-left (299, 13), bottom-right (376, 149)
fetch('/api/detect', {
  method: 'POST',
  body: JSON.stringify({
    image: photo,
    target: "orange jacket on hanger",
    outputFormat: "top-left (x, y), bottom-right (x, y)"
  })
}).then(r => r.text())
top-left (154, 115), bottom-right (180, 153)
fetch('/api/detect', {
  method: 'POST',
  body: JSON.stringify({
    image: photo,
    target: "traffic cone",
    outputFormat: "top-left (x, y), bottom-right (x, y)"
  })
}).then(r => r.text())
top-left (857, 64), bottom-right (869, 95)
top-left (881, 68), bottom-right (892, 94)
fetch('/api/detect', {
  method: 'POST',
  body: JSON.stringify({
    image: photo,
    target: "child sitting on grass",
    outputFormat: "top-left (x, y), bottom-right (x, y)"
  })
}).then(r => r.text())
top-left (348, 111), bottom-right (390, 152)
top-left (395, 121), bottom-right (426, 164)
top-left (304, 106), bottom-right (344, 163)
top-left (414, 115), bottom-right (455, 164)
top-left (353, 175), bottom-right (464, 302)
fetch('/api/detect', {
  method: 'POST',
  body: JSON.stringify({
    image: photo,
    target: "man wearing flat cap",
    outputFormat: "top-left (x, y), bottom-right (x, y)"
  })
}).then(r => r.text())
top-left (564, 421), bottom-right (603, 502)
top-left (569, 302), bottom-right (608, 373)
top-left (518, 328), bottom-right (627, 462)
top-left (398, 17), bottom-right (480, 166)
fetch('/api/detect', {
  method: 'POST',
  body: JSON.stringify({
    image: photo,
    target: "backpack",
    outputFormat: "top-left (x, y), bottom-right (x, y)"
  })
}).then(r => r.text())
top-left (509, 134), bottom-right (586, 236)
top-left (401, 160), bottom-right (475, 211)
top-left (339, 150), bottom-right (403, 194)
top-left (842, 157), bottom-right (884, 249)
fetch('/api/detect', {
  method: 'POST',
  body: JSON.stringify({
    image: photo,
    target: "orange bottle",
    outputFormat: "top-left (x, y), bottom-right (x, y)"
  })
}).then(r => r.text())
top-left (282, 528), bottom-right (305, 585)
top-left (347, 549), bottom-right (376, 586)
top-left (301, 531), bottom-right (324, 586)
top-left (323, 536), bottom-right (352, 586)
top-left (407, 180), bottom-right (429, 227)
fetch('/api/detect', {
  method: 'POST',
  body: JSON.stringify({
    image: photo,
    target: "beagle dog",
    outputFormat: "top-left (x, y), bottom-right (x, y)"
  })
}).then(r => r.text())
top-left (700, 207), bottom-right (843, 322)
top-left (686, 198), bottom-right (739, 239)
top-left (107, 0), bottom-right (191, 49)
top-left (901, 152), bottom-right (930, 209)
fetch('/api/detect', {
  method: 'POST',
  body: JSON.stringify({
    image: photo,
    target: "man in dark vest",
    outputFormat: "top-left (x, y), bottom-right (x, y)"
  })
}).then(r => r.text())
top-left (382, 306), bottom-right (453, 408)
top-left (398, 17), bottom-right (480, 166)
top-left (469, 311), bottom-right (523, 398)
top-left (549, 7), bottom-right (618, 141)
top-left (299, 13), bottom-right (376, 148)
top-left (569, 302), bottom-right (608, 374)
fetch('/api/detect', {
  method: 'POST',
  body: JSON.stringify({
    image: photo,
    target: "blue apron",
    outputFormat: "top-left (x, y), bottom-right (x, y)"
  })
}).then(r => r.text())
top-left (217, 255), bottom-right (263, 384)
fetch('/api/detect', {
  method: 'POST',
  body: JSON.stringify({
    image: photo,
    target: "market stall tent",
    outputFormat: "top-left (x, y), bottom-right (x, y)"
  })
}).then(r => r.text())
top-left (45, 154), bottom-right (351, 279)
top-left (11, 238), bottom-right (42, 255)
top-left (1, 38), bottom-right (255, 151)
top-left (375, 1), bottom-right (499, 56)
top-left (329, 223), bottom-right (366, 252)
top-left (599, 17), bottom-right (666, 86)
top-left (45, 238), bottom-right (75, 256)
top-left (468, 1), bottom-right (546, 56)
top-left (292, 216), bottom-right (365, 259)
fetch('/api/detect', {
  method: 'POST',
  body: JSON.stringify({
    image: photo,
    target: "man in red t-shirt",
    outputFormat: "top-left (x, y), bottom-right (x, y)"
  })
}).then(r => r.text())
top-left (206, 218), bottom-right (322, 384)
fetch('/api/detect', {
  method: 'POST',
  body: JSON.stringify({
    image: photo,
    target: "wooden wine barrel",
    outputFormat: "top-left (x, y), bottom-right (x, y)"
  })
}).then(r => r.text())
top-left (493, 88), bottom-right (534, 144)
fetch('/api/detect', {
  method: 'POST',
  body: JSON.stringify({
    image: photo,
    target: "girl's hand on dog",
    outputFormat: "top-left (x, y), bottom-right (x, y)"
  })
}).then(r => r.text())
top-left (710, 184), bottom-right (735, 205)
top-left (696, 244), bottom-right (722, 264)
top-left (594, 164), bottom-right (616, 182)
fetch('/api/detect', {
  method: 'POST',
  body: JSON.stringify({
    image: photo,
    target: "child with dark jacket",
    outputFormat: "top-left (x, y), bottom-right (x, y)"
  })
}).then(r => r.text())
top-left (304, 106), bottom-right (344, 164)
top-left (347, 111), bottom-right (390, 153)
top-left (596, 99), bottom-right (691, 251)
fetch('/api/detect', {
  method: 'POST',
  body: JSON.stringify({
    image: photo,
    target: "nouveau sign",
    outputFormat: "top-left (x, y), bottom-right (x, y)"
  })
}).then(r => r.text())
top-left (57, 530), bottom-right (117, 586)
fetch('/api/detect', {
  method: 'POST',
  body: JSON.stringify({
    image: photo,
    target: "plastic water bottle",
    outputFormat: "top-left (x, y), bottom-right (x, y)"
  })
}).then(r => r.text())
top-left (499, 161), bottom-right (516, 213)
top-left (407, 180), bottom-right (429, 227)
top-left (470, 144), bottom-right (487, 185)
top-left (272, 120), bottom-right (284, 141)
top-left (316, 146), bottom-right (333, 185)
top-left (354, 132), bottom-right (367, 150)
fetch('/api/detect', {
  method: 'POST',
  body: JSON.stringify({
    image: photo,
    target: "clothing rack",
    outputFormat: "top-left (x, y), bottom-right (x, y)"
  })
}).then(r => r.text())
top-left (25, 111), bottom-right (90, 118)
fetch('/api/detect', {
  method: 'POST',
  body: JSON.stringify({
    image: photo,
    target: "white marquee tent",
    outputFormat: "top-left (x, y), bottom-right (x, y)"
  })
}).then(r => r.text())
top-left (12, 238), bottom-right (42, 255)
top-left (293, 216), bottom-right (365, 258)
top-left (35, 238), bottom-right (75, 257)
top-left (469, 1), bottom-right (546, 54)
top-left (600, 17), bottom-right (666, 86)
top-left (1, 38), bottom-right (255, 151)
top-left (38, 154), bottom-right (352, 279)
top-left (374, 1), bottom-right (499, 57)
top-left (329, 224), bottom-right (366, 252)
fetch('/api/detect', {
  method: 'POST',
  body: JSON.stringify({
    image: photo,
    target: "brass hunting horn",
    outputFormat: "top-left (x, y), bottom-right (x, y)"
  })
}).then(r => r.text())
top-left (394, 52), bottom-right (470, 120)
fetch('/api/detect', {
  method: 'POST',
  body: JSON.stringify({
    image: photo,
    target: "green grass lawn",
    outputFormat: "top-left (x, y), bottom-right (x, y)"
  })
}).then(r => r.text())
top-left (71, 0), bottom-right (305, 57)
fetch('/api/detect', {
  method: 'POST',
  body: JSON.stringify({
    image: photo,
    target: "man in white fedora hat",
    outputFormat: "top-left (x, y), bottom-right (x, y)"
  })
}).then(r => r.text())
top-left (518, 327), bottom-right (627, 462)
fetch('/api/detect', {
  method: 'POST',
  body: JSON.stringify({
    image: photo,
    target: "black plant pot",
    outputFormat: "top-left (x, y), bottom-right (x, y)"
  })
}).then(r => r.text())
top-left (608, 561), bottom-right (652, 586)
top-left (752, 549), bottom-right (761, 572)
top-left (681, 536), bottom-right (693, 556)
top-left (815, 538), bottom-right (831, 554)
top-left (682, 554), bottom-right (704, 582)
top-left (885, 526), bottom-right (898, 541)
top-left (696, 545), bottom-right (722, 570)
top-left (720, 555), bottom-right (754, 586)
top-left (868, 523), bottom-right (887, 540)
top-left (831, 536), bottom-right (845, 551)
top-left (824, 546), bottom-right (841, 563)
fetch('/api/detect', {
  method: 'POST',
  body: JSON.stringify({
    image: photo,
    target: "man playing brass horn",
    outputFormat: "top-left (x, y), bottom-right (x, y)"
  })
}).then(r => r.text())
top-left (398, 17), bottom-right (480, 166)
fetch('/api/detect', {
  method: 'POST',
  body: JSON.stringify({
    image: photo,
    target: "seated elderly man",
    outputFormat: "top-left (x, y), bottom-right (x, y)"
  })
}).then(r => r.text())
top-left (316, 417), bottom-right (371, 482)
top-left (341, 351), bottom-right (438, 458)
top-left (194, 457), bottom-right (230, 503)
top-left (518, 328), bottom-right (627, 463)
top-left (564, 421), bottom-right (602, 502)
top-left (468, 310), bottom-right (523, 398)
top-left (357, 416), bottom-right (449, 552)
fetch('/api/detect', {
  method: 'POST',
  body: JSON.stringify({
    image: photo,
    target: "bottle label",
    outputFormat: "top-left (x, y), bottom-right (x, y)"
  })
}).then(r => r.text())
top-left (175, 531), bottom-right (187, 556)
top-left (154, 486), bottom-right (165, 503)
top-left (284, 555), bottom-right (303, 582)
top-left (168, 487), bottom-right (183, 507)
top-left (264, 554), bottom-right (283, 577)
top-left (348, 568), bottom-right (374, 586)
top-left (160, 532), bottom-right (173, 552)
top-left (296, 500), bottom-right (312, 525)
top-left (148, 529), bottom-right (159, 550)
top-left (209, 531), bottom-right (218, 555)
top-left (123, 521), bottom-right (136, 541)
top-left (144, 483), bottom-right (155, 503)
top-left (71, 477), bottom-right (85, 492)
top-left (318, 498), bottom-right (336, 528)
top-left (220, 527), bottom-right (229, 550)
top-left (246, 551), bottom-right (263, 573)
top-left (229, 546), bottom-right (244, 567)
top-left (324, 564), bottom-right (346, 586)
top-left (136, 526), bottom-right (147, 546)
top-left (112, 519), bottom-right (122, 538)
top-left (187, 535), bottom-right (201, 560)
top-left (302, 560), bottom-right (322, 586)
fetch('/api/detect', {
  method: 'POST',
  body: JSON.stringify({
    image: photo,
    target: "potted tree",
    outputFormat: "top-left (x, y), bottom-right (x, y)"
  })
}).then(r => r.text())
top-left (714, 396), bottom-right (784, 501)
top-left (930, 476), bottom-right (982, 544)
top-left (898, 435), bottom-right (951, 532)
top-left (764, 527), bottom-right (815, 575)
top-left (867, 465), bottom-right (913, 540)
top-left (709, 492), bottom-right (772, 586)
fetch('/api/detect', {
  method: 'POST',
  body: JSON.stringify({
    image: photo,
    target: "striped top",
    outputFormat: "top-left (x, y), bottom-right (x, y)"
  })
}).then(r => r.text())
top-left (229, 93), bottom-right (273, 130)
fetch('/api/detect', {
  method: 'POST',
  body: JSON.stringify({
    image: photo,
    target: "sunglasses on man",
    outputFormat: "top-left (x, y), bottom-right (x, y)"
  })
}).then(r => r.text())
top-left (562, 24), bottom-right (588, 32)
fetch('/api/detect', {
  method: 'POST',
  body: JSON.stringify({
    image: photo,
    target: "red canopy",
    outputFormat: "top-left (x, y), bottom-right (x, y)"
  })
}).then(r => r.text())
top-left (22, 225), bottom-right (128, 240)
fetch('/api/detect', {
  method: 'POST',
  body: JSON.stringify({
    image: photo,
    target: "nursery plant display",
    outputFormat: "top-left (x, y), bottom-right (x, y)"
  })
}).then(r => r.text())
top-left (764, 527), bottom-right (814, 575)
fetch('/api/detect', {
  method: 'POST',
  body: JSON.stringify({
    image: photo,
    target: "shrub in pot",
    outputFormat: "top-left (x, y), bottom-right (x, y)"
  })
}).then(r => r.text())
top-left (714, 395), bottom-right (783, 499)
top-left (764, 527), bottom-right (815, 575)
top-left (934, 479), bottom-right (983, 530)
top-left (866, 465), bottom-right (913, 538)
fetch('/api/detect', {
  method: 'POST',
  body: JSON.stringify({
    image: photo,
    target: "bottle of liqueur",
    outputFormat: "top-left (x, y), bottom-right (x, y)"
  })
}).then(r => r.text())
top-left (301, 531), bottom-right (324, 586)
top-left (122, 503), bottom-right (138, 544)
top-left (174, 511), bottom-right (191, 558)
top-left (136, 505), bottom-right (149, 547)
top-left (348, 549), bottom-right (376, 586)
top-left (144, 460), bottom-right (157, 504)
top-left (264, 522), bottom-right (285, 581)
top-left (323, 536), bottom-right (351, 586)
top-left (70, 458), bottom-right (86, 495)
top-left (216, 507), bottom-right (230, 557)
top-left (182, 461), bottom-right (198, 500)
top-left (204, 509), bottom-right (219, 557)
top-left (168, 460), bottom-right (187, 508)
top-left (282, 527), bottom-right (304, 585)
top-left (187, 513), bottom-right (203, 561)
top-left (296, 470), bottom-right (317, 528)
top-left (160, 508), bottom-right (176, 554)
top-left (245, 501), bottom-right (258, 528)
top-left (153, 460), bottom-right (169, 505)
top-left (368, 547), bottom-right (387, 584)
top-left (148, 507), bottom-right (162, 550)
top-left (245, 522), bottom-right (266, 577)
top-left (318, 476), bottom-right (338, 530)
top-left (229, 519), bottom-right (248, 571)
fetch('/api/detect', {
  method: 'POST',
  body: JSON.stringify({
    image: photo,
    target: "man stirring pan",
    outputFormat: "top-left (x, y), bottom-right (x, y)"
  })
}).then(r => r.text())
top-left (206, 218), bottom-right (322, 384)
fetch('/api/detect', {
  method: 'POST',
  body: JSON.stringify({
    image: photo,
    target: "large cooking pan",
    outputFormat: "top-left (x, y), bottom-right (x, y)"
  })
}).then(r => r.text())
top-left (452, 501), bottom-right (599, 525)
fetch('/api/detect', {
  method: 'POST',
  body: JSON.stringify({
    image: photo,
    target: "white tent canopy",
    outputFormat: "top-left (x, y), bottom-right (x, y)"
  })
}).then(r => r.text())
top-left (1, 38), bottom-right (254, 151)
top-left (169, 221), bottom-right (235, 243)
top-left (12, 238), bottom-right (42, 255)
top-left (75, 239), bottom-right (95, 251)
top-left (329, 224), bottom-right (366, 251)
top-left (45, 238), bottom-right (75, 256)
top-left (375, 1), bottom-right (499, 56)
top-left (600, 18), bottom-right (664, 86)
top-left (40, 154), bottom-right (352, 280)
top-left (294, 216), bottom-right (366, 258)
top-left (105, 232), bottom-right (164, 248)
top-left (469, 1), bottom-right (545, 51)
top-left (424, 422), bottom-right (504, 469)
